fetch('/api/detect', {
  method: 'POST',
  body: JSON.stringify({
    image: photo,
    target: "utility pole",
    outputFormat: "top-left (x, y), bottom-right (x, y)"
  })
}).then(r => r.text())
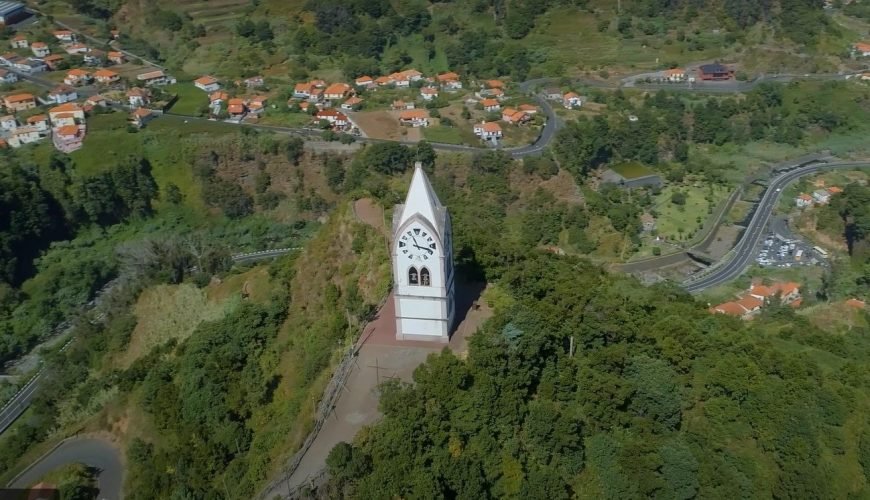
top-left (569, 336), bottom-right (574, 357)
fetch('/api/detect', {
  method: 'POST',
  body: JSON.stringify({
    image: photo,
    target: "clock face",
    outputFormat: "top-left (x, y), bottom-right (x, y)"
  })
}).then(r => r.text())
top-left (398, 226), bottom-right (437, 262)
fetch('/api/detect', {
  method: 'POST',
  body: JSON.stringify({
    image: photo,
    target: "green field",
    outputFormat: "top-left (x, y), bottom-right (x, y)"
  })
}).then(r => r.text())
top-left (422, 126), bottom-right (467, 145)
top-left (653, 184), bottom-right (727, 241)
top-left (166, 82), bottom-right (209, 116)
top-left (611, 161), bottom-right (655, 179)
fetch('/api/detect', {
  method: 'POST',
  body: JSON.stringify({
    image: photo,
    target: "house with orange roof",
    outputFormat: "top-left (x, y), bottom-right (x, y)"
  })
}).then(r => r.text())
top-left (375, 75), bottom-right (392, 86)
top-left (709, 301), bottom-right (749, 318)
top-left (194, 75), bottom-right (220, 92)
top-left (355, 75), bottom-right (374, 88)
top-left (129, 108), bottom-right (154, 129)
top-left (86, 95), bottom-right (107, 107)
top-left (65, 43), bottom-right (88, 55)
top-left (137, 70), bottom-right (174, 86)
top-left (293, 82), bottom-right (314, 99)
top-left (663, 68), bottom-right (686, 81)
top-left (315, 108), bottom-right (349, 128)
top-left (107, 51), bottom-right (125, 65)
top-left (227, 98), bottom-right (246, 119)
top-left (437, 71), bottom-right (462, 90)
top-left (563, 92), bottom-right (582, 109)
top-left (473, 121), bottom-right (503, 140)
top-left (247, 96), bottom-right (268, 114)
top-left (0, 68), bottom-right (16, 84)
top-left (31, 41), bottom-right (49, 57)
top-left (8, 126), bottom-right (43, 148)
top-left (209, 91), bottom-right (229, 105)
top-left (845, 298), bottom-right (866, 309)
top-left (501, 107), bottom-right (529, 125)
top-left (392, 100), bottom-right (414, 110)
top-left (54, 30), bottom-right (75, 42)
top-left (827, 186), bottom-right (843, 195)
top-left (398, 109), bottom-right (429, 127)
top-left (3, 93), bottom-right (36, 112)
top-left (10, 34), bottom-right (28, 49)
top-left (420, 87), bottom-right (439, 101)
top-left (49, 102), bottom-right (84, 126)
top-left (127, 87), bottom-right (151, 108)
top-left (93, 68), bottom-right (120, 84)
top-left (64, 68), bottom-right (91, 86)
top-left (48, 84), bottom-right (77, 104)
top-left (484, 79), bottom-right (504, 89)
top-left (519, 104), bottom-right (538, 114)
top-left (42, 54), bottom-right (65, 70)
top-left (26, 114), bottom-right (49, 132)
top-left (53, 124), bottom-right (85, 153)
top-left (324, 83), bottom-right (352, 100)
top-left (853, 42), bottom-right (870, 57)
top-left (748, 281), bottom-right (801, 305)
top-left (341, 96), bottom-right (363, 111)
top-left (795, 193), bottom-right (813, 208)
top-left (480, 98), bottom-right (500, 112)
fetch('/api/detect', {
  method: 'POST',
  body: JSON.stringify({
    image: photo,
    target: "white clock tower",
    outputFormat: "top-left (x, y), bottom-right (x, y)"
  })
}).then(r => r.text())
top-left (392, 162), bottom-right (455, 342)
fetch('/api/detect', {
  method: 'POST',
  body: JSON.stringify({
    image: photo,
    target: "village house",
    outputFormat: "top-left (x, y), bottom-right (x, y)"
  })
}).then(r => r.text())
top-left (42, 54), bottom-right (65, 70)
top-left (194, 75), bottom-right (220, 92)
top-left (437, 71), bottom-right (462, 90)
top-left (137, 70), bottom-right (174, 86)
top-left (399, 109), bottom-right (429, 127)
top-left (65, 43), bottom-right (88, 55)
top-left (420, 86), bottom-right (439, 101)
top-left (323, 82), bottom-right (352, 101)
top-left (354, 75), bottom-right (374, 88)
top-left (795, 193), bottom-right (813, 208)
top-left (853, 42), bottom-right (870, 57)
top-left (30, 42), bottom-right (49, 58)
top-left (813, 189), bottom-right (831, 205)
top-left (663, 68), bottom-right (686, 82)
top-left (64, 68), bottom-right (91, 86)
top-left (84, 49), bottom-right (106, 66)
top-left (501, 107), bottom-right (529, 125)
top-left (53, 124), bottom-right (85, 153)
top-left (0, 68), bottom-right (17, 84)
top-left (392, 100), bottom-right (415, 110)
top-left (8, 126), bottom-right (42, 148)
top-left (563, 92), bottom-right (582, 109)
top-left (110, 29), bottom-right (120, 40)
top-left (481, 98), bottom-right (500, 112)
top-left (85, 95), bottom-right (107, 107)
top-left (13, 58), bottom-right (46, 73)
top-left (107, 51), bottom-right (125, 65)
top-left (126, 87), bottom-right (151, 108)
top-left (0, 52), bottom-right (19, 66)
top-left (341, 96), bottom-right (363, 110)
top-left (484, 79), bottom-right (505, 90)
top-left (315, 108), bottom-right (349, 128)
top-left (544, 87), bottom-right (563, 101)
top-left (209, 91), bottom-right (229, 105)
top-left (48, 85), bottom-right (78, 104)
top-left (375, 75), bottom-right (392, 87)
top-left (53, 30), bottom-right (75, 42)
top-left (519, 104), bottom-right (538, 115)
top-left (308, 87), bottom-right (324, 102)
top-left (48, 102), bottom-right (84, 127)
top-left (0, 114), bottom-right (16, 130)
top-left (710, 281), bottom-right (802, 319)
top-left (129, 107), bottom-right (155, 129)
top-left (243, 76), bottom-right (264, 89)
top-left (10, 34), bottom-right (27, 49)
top-left (698, 63), bottom-right (734, 81)
top-left (93, 68), bottom-right (120, 84)
top-left (248, 96), bottom-right (267, 115)
top-left (227, 98), bottom-right (246, 119)
top-left (640, 213), bottom-right (656, 232)
top-left (3, 93), bottom-right (35, 112)
top-left (26, 114), bottom-right (49, 132)
top-left (473, 121), bottom-right (502, 140)
top-left (293, 82), bottom-right (313, 99)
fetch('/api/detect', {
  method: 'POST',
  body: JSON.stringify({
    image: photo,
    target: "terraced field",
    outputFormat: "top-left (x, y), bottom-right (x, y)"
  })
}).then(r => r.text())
top-left (170, 0), bottom-right (253, 32)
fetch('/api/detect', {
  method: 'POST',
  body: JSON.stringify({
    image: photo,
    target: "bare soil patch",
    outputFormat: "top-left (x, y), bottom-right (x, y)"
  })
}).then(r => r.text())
top-left (354, 198), bottom-right (385, 233)
top-left (351, 110), bottom-right (423, 142)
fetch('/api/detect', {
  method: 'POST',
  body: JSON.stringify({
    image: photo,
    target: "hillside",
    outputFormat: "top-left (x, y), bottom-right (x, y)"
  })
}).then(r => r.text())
top-left (47, 0), bottom-right (858, 80)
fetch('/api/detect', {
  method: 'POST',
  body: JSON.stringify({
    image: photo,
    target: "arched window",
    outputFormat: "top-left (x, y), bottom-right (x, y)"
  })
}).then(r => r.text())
top-left (408, 267), bottom-right (419, 285)
top-left (420, 267), bottom-right (431, 286)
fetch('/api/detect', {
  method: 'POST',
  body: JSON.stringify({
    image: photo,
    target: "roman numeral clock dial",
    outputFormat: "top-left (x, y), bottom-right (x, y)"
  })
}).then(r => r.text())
top-left (399, 227), bottom-right (436, 261)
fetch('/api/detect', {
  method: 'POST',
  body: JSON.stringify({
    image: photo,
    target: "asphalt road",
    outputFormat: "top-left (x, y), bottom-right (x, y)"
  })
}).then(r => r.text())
top-left (0, 372), bottom-right (42, 436)
top-left (8, 437), bottom-right (123, 499)
top-left (683, 161), bottom-right (870, 293)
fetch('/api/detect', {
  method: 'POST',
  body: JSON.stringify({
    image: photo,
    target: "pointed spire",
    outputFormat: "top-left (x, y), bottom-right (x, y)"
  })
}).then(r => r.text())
top-left (396, 162), bottom-right (443, 232)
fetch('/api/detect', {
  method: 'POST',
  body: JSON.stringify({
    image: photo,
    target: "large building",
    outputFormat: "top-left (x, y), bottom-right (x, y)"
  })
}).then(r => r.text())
top-left (0, 2), bottom-right (28, 26)
top-left (391, 163), bottom-right (455, 342)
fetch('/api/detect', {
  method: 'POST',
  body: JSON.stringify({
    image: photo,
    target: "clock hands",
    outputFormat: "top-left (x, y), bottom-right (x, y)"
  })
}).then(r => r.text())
top-left (413, 244), bottom-right (434, 255)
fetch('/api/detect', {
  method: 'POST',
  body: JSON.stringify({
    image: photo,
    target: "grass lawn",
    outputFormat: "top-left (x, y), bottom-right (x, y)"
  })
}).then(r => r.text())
top-left (611, 161), bottom-right (655, 179)
top-left (423, 126), bottom-right (467, 145)
top-left (653, 184), bottom-right (727, 241)
top-left (166, 82), bottom-right (209, 116)
top-left (258, 110), bottom-right (313, 128)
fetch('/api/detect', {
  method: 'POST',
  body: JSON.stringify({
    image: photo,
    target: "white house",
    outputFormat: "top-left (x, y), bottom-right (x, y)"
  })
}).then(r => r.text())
top-left (10, 35), bottom-right (28, 49)
top-left (391, 162), bottom-right (455, 342)
top-left (341, 96), bottom-right (363, 110)
top-left (812, 189), bottom-right (831, 205)
top-left (563, 92), bottom-right (582, 109)
top-left (795, 193), bottom-right (813, 208)
top-left (49, 103), bottom-right (85, 127)
top-left (53, 30), bottom-right (75, 42)
top-left (64, 43), bottom-right (89, 55)
top-left (354, 75), bottom-right (374, 88)
top-left (663, 68), bottom-right (686, 82)
top-left (437, 72), bottom-right (462, 90)
top-left (0, 68), bottom-right (17, 84)
top-left (481, 98), bottom-right (500, 112)
top-left (420, 87), bottom-right (439, 101)
top-left (853, 42), bottom-right (870, 57)
top-left (315, 109), bottom-right (349, 127)
top-left (64, 69), bottom-right (91, 86)
top-left (323, 83), bottom-right (351, 101)
top-left (473, 121), bottom-right (503, 140)
top-left (0, 114), bottom-right (16, 130)
top-left (9, 126), bottom-right (43, 147)
top-left (13, 58), bottom-right (46, 73)
top-left (31, 42), bottom-right (50, 58)
top-left (127, 87), bottom-right (151, 108)
top-left (48, 85), bottom-right (78, 104)
top-left (399, 109), bottom-right (429, 127)
top-left (137, 70), bottom-right (174, 86)
top-left (26, 114), bottom-right (49, 132)
top-left (194, 75), bottom-right (220, 92)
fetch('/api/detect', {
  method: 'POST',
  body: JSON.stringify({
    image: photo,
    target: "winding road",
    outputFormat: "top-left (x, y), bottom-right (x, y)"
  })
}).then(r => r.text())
top-left (683, 160), bottom-right (870, 293)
